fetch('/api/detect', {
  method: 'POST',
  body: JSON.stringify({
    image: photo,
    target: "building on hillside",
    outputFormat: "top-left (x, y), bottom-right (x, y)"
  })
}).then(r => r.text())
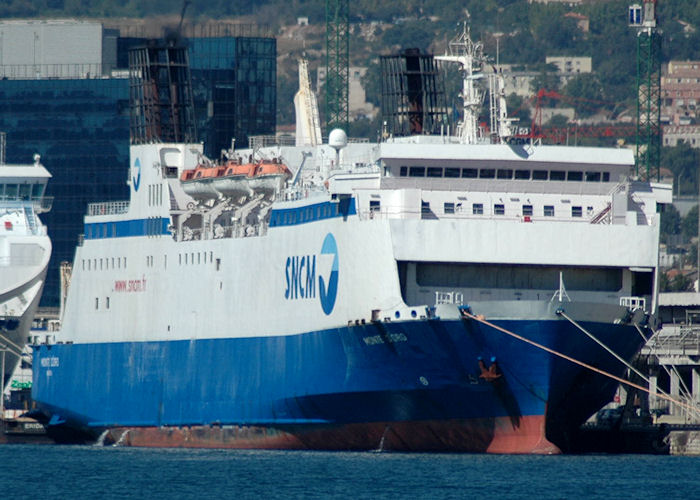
top-left (0, 19), bottom-right (276, 307)
top-left (545, 56), bottom-right (592, 76)
top-left (498, 65), bottom-right (537, 98)
top-left (317, 66), bottom-right (377, 121)
top-left (661, 60), bottom-right (700, 126)
top-left (662, 125), bottom-right (700, 148)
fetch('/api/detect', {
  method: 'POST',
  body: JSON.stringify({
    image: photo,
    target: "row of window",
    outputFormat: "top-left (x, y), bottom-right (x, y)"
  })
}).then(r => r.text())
top-left (148, 183), bottom-right (164, 207)
top-left (270, 199), bottom-right (355, 227)
top-left (397, 166), bottom-right (611, 182)
top-left (0, 183), bottom-right (45, 200)
top-left (369, 199), bottom-right (592, 218)
top-left (82, 252), bottom-right (223, 271)
top-left (82, 257), bottom-right (127, 271)
top-left (445, 202), bottom-right (588, 218)
top-left (178, 251), bottom-right (220, 269)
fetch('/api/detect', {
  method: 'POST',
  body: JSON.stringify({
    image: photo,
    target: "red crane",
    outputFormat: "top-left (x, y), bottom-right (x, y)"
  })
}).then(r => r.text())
top-left (513, 88), bottom-right (636, 144)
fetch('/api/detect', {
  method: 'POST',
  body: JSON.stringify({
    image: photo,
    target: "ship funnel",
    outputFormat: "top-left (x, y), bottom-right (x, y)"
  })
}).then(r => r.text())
top-left (380, 48), bottom-right (451, 137)
top-left (128, 38), bottom-right (197, 145)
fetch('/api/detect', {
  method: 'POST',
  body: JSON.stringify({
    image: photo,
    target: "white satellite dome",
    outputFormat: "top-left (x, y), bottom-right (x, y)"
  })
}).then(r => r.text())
top-left (328, 128), bottom-right (348, 151)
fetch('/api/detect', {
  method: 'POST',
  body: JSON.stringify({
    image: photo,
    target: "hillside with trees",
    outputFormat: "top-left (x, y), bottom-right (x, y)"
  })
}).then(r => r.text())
top-left (2, 0), bottom-right (700, 191)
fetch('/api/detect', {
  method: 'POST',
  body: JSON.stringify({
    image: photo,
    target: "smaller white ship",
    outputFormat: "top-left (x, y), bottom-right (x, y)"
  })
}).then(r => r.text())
top-left (0, 150), bottom-right (52, 393)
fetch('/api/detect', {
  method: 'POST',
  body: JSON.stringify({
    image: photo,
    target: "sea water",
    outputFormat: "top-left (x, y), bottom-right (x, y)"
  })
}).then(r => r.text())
top-left (1, 445), bottom-right (699, 499)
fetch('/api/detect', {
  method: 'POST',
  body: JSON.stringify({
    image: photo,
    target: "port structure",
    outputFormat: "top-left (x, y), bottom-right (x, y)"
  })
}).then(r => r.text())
top-left (630, 1), bottom-right (661, 181)
top-left (325, 0), bottom-right (349, 134)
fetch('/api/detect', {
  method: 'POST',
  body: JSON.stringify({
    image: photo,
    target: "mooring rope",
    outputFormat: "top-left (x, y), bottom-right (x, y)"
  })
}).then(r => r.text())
top-left (460, 309), bottom-right (699, 415)
top-left (558, 309), bottom-right (700, 421)
top-left (0, 332), bottom-right (24, 357)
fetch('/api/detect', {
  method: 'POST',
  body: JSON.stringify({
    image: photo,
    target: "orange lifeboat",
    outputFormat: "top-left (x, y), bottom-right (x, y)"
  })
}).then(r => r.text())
top-left (248, 159), bottom-right (292, 196)
top-left (211, 161), bottom-right (255, 198)
top-left (180, 164), bottom-right (225, 201)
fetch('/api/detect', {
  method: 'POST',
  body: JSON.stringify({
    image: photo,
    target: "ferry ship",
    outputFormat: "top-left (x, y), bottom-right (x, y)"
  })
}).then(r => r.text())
top-left (32, 32), bottom-right (669, 453)
top-left (0, 151), bottom-right (52, 393)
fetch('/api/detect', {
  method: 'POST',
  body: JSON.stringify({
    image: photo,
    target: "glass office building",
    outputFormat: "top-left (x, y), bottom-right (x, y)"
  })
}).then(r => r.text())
top-left (0, 28), bottom-right (276, 307)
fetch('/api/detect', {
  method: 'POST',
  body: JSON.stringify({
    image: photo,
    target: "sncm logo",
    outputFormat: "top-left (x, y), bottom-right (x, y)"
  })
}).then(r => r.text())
top-left (284, 233), bottom-right (339, 315)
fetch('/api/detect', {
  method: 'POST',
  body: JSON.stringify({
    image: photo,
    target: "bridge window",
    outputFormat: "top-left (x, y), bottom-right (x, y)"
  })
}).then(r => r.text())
top-left (572, 206), bottom-right (583, 218)
top-left (444, 168), bottom-right (460, 178)
top-left (473, 203), bottom-right (484, 215)
top-left (409, 166), bottom-right (426, 177)
top-left (533, 170), bottom-right (548, 180)
top-left (494, 204), bottom-right (505, 215)
top-left (585, 171), bottom-right (601, 182)
top-left (400, 166), bottom-right (408, 176)
top-left (369, 200), bottom-right (381, 212)
top-left (497, 169), bottom-right (513, 180)
top-left (550, 171), bottom-right (566, 181)
top-left (567, 171), bottom-right (583, 181)
top-left (544, 205), bottom-right (555, 217)
top-left (479, 169), bottom-right (495, 179)
top-left (522, 204), bottom-right (533, 216)
top-left (515, 169), bottom-right (531, 180)
top-left (427, 167), bottom-right (443, 177)
top-left (462, 168), bottom-right (478, 178)
top-left (602, 172), bottom-right (610, 182)
top-left (444, 202), bottom-right (455, 214)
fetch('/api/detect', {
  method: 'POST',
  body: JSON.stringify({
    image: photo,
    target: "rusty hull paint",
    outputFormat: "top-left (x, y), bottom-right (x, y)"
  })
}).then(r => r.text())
top-left (105, 415), bottom-right (559, 454)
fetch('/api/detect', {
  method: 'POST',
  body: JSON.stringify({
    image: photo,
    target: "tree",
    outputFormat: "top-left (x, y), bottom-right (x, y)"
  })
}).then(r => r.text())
top-left (382, 20), bottom-right (435, 52)
top-left (660, 203), bottom-right (681, 244)
top-left (682, 205), bottom-right (699, 240)
top-left (662, 143), bottom-right (700, 196)
top-left (361, 61), bottom-right (382, 108)
top-left (506, 93), bottom-right (531, 127)
top-left (530, 64), bottom-right (561, 107)
top-left (563, 73), bottom-right (604, 118)
top-left (544, 114), bottom-right (569, 128)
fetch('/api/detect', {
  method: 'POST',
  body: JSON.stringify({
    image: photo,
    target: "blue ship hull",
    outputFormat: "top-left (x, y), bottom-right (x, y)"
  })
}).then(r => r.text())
top-left (32, 316), bottom-right (645, 452)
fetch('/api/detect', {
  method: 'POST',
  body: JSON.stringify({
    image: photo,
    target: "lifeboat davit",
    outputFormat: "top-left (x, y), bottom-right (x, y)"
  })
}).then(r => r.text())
top-left (180, 164), bottom-right (225, 202)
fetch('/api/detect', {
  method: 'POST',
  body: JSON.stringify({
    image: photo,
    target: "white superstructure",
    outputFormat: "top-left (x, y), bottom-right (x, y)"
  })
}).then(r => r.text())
top-left (0, 154), bottom-right (52, 392)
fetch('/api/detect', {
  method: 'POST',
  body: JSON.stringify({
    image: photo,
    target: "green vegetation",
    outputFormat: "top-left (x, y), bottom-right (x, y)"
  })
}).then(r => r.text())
top-left (5, 1), bottom-right (700, 171)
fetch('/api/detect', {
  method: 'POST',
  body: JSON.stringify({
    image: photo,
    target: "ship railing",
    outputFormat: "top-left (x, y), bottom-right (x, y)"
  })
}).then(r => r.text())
top-left (36, 196), bottom-right (54, 213)
top-left (357, 207), bottom-right (602, 223)
top-left (180, 221), bottom-right (268, 242)
top-left (435, 291), bottom-right (464, 306)
top-left (620, 296), bottom-right (646, 312)
top-left (380, 177), bottom-right (619, 197)
top-left (87, 201), bottom-right (130, 216)
top-left (0, 196), bottom-right (53, 212)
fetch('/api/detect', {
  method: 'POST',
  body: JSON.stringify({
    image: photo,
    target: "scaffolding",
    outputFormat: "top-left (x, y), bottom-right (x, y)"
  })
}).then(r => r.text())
top-left (325, 0), bottom-right (349, 133)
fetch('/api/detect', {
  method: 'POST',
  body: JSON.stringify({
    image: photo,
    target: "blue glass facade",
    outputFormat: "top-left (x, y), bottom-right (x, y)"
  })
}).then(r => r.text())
top-left (0, 35), bottom-right (276, 307)
top-left (0, 78), bottom-right (130, 307)
top-left (189, 37), bottom-right (276, 156)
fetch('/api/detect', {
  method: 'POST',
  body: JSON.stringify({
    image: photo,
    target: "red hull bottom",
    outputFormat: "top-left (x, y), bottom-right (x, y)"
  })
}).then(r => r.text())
top-left (103, 416), bottom-right (560, 454)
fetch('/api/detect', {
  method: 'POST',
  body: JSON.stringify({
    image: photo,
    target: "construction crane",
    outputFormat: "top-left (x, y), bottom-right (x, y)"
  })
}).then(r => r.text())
top-left (513, 88), bottom-right (636, 145)
top-left (325, 0), bottom-right (349, 134)
top-left (630, 0), bottom-right (662, 181)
